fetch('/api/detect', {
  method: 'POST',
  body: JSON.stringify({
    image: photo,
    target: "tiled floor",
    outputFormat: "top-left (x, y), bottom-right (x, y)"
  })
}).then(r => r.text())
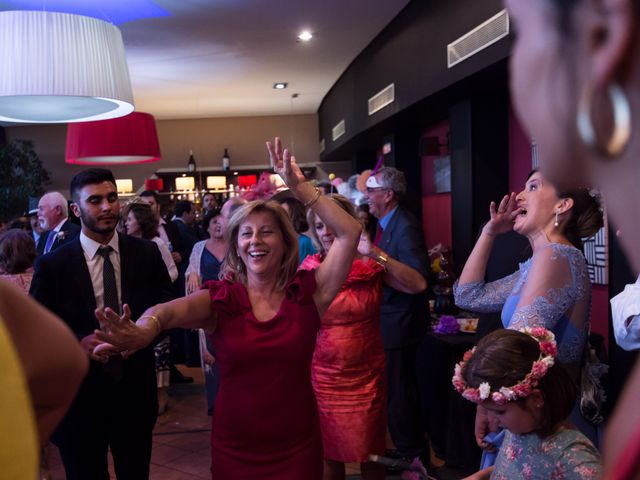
top-left (47, 366), bottom-right (214, 480)
top-left (45, 366), bottom-right (438, 479)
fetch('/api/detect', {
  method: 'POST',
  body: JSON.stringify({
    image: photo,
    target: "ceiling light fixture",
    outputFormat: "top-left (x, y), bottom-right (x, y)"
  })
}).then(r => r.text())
top-left (273, 83), bottom-right (288, 90)
top-left (297, 30), bottom-right (313, 42)
top-left (65, 112), bottom-right (161, 165)
top-left (0, 10), bottom-right (134, 123)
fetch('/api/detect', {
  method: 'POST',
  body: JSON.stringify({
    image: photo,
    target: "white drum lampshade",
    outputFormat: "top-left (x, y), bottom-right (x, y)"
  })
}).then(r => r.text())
top-left (175, 176), bottom-right (195, 191)
top-left (0, 11), bottom-right (134, 123)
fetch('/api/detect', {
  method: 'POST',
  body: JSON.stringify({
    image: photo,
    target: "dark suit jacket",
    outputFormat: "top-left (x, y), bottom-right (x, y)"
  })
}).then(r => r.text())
top-left (30, 234), bottom-right (174, 436)
top-left (36, 218), bottom-right (80, 255)
top-left (161, 220), bottom-right (183, 262)
top-left (377, 206), bottom-right (430, 349)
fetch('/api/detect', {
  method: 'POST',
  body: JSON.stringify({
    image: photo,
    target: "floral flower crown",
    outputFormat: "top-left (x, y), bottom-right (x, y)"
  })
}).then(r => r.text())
top-left (452, 326), bottom-right (557, 405)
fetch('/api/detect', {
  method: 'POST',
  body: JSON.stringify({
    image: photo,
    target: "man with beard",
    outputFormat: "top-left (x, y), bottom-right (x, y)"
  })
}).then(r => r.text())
top-left (36, 191), bottom-right (80, 255)
top-left (30, 168), bottom-right (174, 479)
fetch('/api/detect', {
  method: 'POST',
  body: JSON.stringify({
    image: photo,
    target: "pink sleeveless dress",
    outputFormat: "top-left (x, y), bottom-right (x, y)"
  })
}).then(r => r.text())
top-left (301, 255), bottom-right (386, 462)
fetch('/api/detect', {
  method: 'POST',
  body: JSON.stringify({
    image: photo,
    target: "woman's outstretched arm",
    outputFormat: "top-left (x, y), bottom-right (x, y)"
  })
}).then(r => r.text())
top-left (94, 290), bottom-right (214, 354)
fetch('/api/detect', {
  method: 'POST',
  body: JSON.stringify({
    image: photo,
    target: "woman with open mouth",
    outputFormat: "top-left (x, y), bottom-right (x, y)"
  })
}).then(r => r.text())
top-left (453, 169), bottom-right (603, 455)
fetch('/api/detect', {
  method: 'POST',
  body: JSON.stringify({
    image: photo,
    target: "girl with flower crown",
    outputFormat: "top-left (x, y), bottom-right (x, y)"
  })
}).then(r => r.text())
top-left (454, 327), bottom-right (601, 480)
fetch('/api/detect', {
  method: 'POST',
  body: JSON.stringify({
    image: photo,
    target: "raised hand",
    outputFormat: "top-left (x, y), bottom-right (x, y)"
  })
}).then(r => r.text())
top-left (94, 304), bottom-right (156, 353)
top-left (266, 137), bottom-right (306, 190)
top-left (483, 192), bottom-right (521, 236)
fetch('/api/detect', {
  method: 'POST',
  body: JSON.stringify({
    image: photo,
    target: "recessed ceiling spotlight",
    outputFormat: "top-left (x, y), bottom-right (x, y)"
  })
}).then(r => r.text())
top-left (273, 82), bottom-right (288, 89)
top-left (297, 30), bottom-right (313, 42)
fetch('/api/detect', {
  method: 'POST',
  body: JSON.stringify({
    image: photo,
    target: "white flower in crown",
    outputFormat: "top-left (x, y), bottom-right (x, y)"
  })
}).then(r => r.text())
top-left (499, 386), bottom-right (517, 402)
top-left (478, 382), bottom-right (491, 400)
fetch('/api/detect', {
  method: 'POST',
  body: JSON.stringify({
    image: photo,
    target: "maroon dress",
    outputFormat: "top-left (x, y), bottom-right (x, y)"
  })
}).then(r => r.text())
top-left (205, 269), bottom-right (323, 479)
top-left (300, 254), bottom-right (386, 462)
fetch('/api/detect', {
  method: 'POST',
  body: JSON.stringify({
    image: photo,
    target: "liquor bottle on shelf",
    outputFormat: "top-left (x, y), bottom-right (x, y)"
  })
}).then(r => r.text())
top-left (222, 148), bottom-right (230, 171)
top-left (187, 149), bottom-right (196, 173)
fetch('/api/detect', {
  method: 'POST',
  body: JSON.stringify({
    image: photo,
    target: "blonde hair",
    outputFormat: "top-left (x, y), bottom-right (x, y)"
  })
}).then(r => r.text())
top-left (221, 200), bottom-right (299, 290)
top-left (306, 194), bottom-right (357, 255)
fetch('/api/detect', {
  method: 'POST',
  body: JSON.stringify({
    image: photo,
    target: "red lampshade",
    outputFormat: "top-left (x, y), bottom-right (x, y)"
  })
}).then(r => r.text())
top-left (144, 178), bottom-right (164, 191)
top-left (65, 112), bottom-right (161, 165)
top-left (238, 175), bottom-right (257, 188)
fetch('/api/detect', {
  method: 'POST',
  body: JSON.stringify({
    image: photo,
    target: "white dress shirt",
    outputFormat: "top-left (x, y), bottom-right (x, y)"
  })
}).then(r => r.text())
top-left (79, 231), bottom-right (122, 311)
top-left (611, 274), bottom-right (640, 351)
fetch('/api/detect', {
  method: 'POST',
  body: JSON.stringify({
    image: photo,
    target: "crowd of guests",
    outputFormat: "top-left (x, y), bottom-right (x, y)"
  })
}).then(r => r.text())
top-left (4, 0), bottom-right (640, 472)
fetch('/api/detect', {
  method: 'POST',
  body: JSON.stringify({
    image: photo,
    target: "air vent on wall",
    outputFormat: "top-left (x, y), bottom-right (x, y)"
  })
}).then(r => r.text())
top-left (368, 83), bottom-right (395, 116)
top-left (319, 138), bottom-right (326, 153)
top-left (332, 120), bottom-right (346, 141)
top-left (447, 9), bottom-right (509, 68)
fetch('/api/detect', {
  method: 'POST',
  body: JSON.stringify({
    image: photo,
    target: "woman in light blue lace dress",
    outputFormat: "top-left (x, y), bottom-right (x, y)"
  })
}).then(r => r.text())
top-left (454, 170), bottom-right (603, 448)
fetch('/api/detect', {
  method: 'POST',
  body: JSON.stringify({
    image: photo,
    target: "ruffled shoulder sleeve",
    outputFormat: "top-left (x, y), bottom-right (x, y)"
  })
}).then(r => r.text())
top-left (285, 268), bottom-right (317, 302)
top-left (202, 279), bottom-right (251, 317)
top-left (299, 253), bottom-right (322, 271)
top-left (348, 257), bottom-right (384, 283)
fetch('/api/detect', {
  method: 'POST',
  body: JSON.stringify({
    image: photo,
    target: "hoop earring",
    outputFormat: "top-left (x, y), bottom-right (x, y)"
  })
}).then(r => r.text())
top-left (554, 211), bottom-right (559, 228)
top-left (577, 82), bottom-right (631, 158)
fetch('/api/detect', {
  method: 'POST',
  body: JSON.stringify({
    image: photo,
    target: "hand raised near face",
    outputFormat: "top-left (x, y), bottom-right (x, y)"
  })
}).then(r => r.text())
top-left (483, 192), bottom-right (521, 236)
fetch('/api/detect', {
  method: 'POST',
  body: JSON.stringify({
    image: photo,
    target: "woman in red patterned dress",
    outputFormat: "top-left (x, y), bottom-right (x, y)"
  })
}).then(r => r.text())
top-left (95, 138), bottom-right (362, 479)
top-left (302, 195), bottom-right (427, 480)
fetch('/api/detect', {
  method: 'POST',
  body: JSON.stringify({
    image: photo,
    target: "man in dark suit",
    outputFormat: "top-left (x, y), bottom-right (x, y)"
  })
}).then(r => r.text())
top-left (36, 191), bottom-right (80, 255)
top-left (365, 167), bottom-right (430, 460)
top-left (30, 169), bottom-right (174, 480)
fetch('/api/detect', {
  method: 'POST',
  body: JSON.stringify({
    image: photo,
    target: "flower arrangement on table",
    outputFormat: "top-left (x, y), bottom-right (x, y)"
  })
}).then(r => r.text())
top-left (428, 244), bottom-right (458, 315)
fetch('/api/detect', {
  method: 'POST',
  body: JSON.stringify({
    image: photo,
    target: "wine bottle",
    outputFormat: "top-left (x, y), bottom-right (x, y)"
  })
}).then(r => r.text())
top-left (222, 148), bottom-right (230, 171)
top-left (187, 149), bottom-right (196, 173)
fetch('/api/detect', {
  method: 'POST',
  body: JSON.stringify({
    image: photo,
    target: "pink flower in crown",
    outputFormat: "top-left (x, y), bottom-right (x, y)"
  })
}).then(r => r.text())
top-left (522, 463), bottom-right (533, 480)
top-left (511, 382), bottom-right (532, 398)
top-left (539, 341), bottom-right (557, 356)
top-left (462, 348), bottom-right (475, 362)
top-left (452, 377), bottom-right (465, 392)
top-left (491, 391), bottom-right (507, 405)
top-left (462, 388), bottom-right (481, 403)
top-left (530, 360), bottom-right (549, 379)
top-left (530, 326), bottom-right (548, 338)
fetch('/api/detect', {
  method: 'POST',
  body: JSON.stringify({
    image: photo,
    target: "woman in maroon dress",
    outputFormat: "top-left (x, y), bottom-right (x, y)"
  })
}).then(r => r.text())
top-left (301, 195), bottom-right (427, 480)
top-left (94, 138), bottom-right (362, 479)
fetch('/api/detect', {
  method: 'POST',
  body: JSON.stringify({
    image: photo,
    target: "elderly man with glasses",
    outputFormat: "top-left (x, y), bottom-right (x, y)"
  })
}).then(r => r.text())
top-left (363, 167), bottom-right (430, 465)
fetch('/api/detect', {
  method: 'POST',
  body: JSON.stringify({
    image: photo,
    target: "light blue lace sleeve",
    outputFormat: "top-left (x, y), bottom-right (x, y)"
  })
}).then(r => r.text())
top-left (453, 268), bottom-right (523, 313)
top-left (508, 245), bottom-right (590, 363)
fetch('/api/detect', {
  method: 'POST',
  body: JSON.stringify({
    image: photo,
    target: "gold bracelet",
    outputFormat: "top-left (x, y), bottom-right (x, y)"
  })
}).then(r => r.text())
top-left (139, 315), bottom-right (162, 336)
top-left (373, 250), bottom-right (388, 271)
top-left (302, 187), bottom-right (321, 208)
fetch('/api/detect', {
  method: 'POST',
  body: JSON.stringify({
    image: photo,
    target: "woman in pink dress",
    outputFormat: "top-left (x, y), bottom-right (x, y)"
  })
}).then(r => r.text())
top-left (94, 138), bottom-right (362, 479)
top-left (301, 195), bottom-right (427, 480)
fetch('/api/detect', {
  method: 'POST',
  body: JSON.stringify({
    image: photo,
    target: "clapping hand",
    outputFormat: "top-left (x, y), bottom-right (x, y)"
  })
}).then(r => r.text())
top-left (266, 137), bottom-right (305, 190)
top-left (483, 192), bottom-right (521, 236)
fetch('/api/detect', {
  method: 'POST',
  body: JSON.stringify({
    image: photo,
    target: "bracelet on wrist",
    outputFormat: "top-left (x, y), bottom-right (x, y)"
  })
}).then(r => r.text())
top-left (139, 315), bottom-right (162, 336)
top-left (373, 250), bottom-right (388, 271)
top-left (302, 187), bottom-right (321, 208)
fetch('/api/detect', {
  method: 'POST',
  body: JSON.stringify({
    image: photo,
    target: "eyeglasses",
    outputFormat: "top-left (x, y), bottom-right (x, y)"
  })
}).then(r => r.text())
top-left (366, 187), bottom-right (388, 194)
